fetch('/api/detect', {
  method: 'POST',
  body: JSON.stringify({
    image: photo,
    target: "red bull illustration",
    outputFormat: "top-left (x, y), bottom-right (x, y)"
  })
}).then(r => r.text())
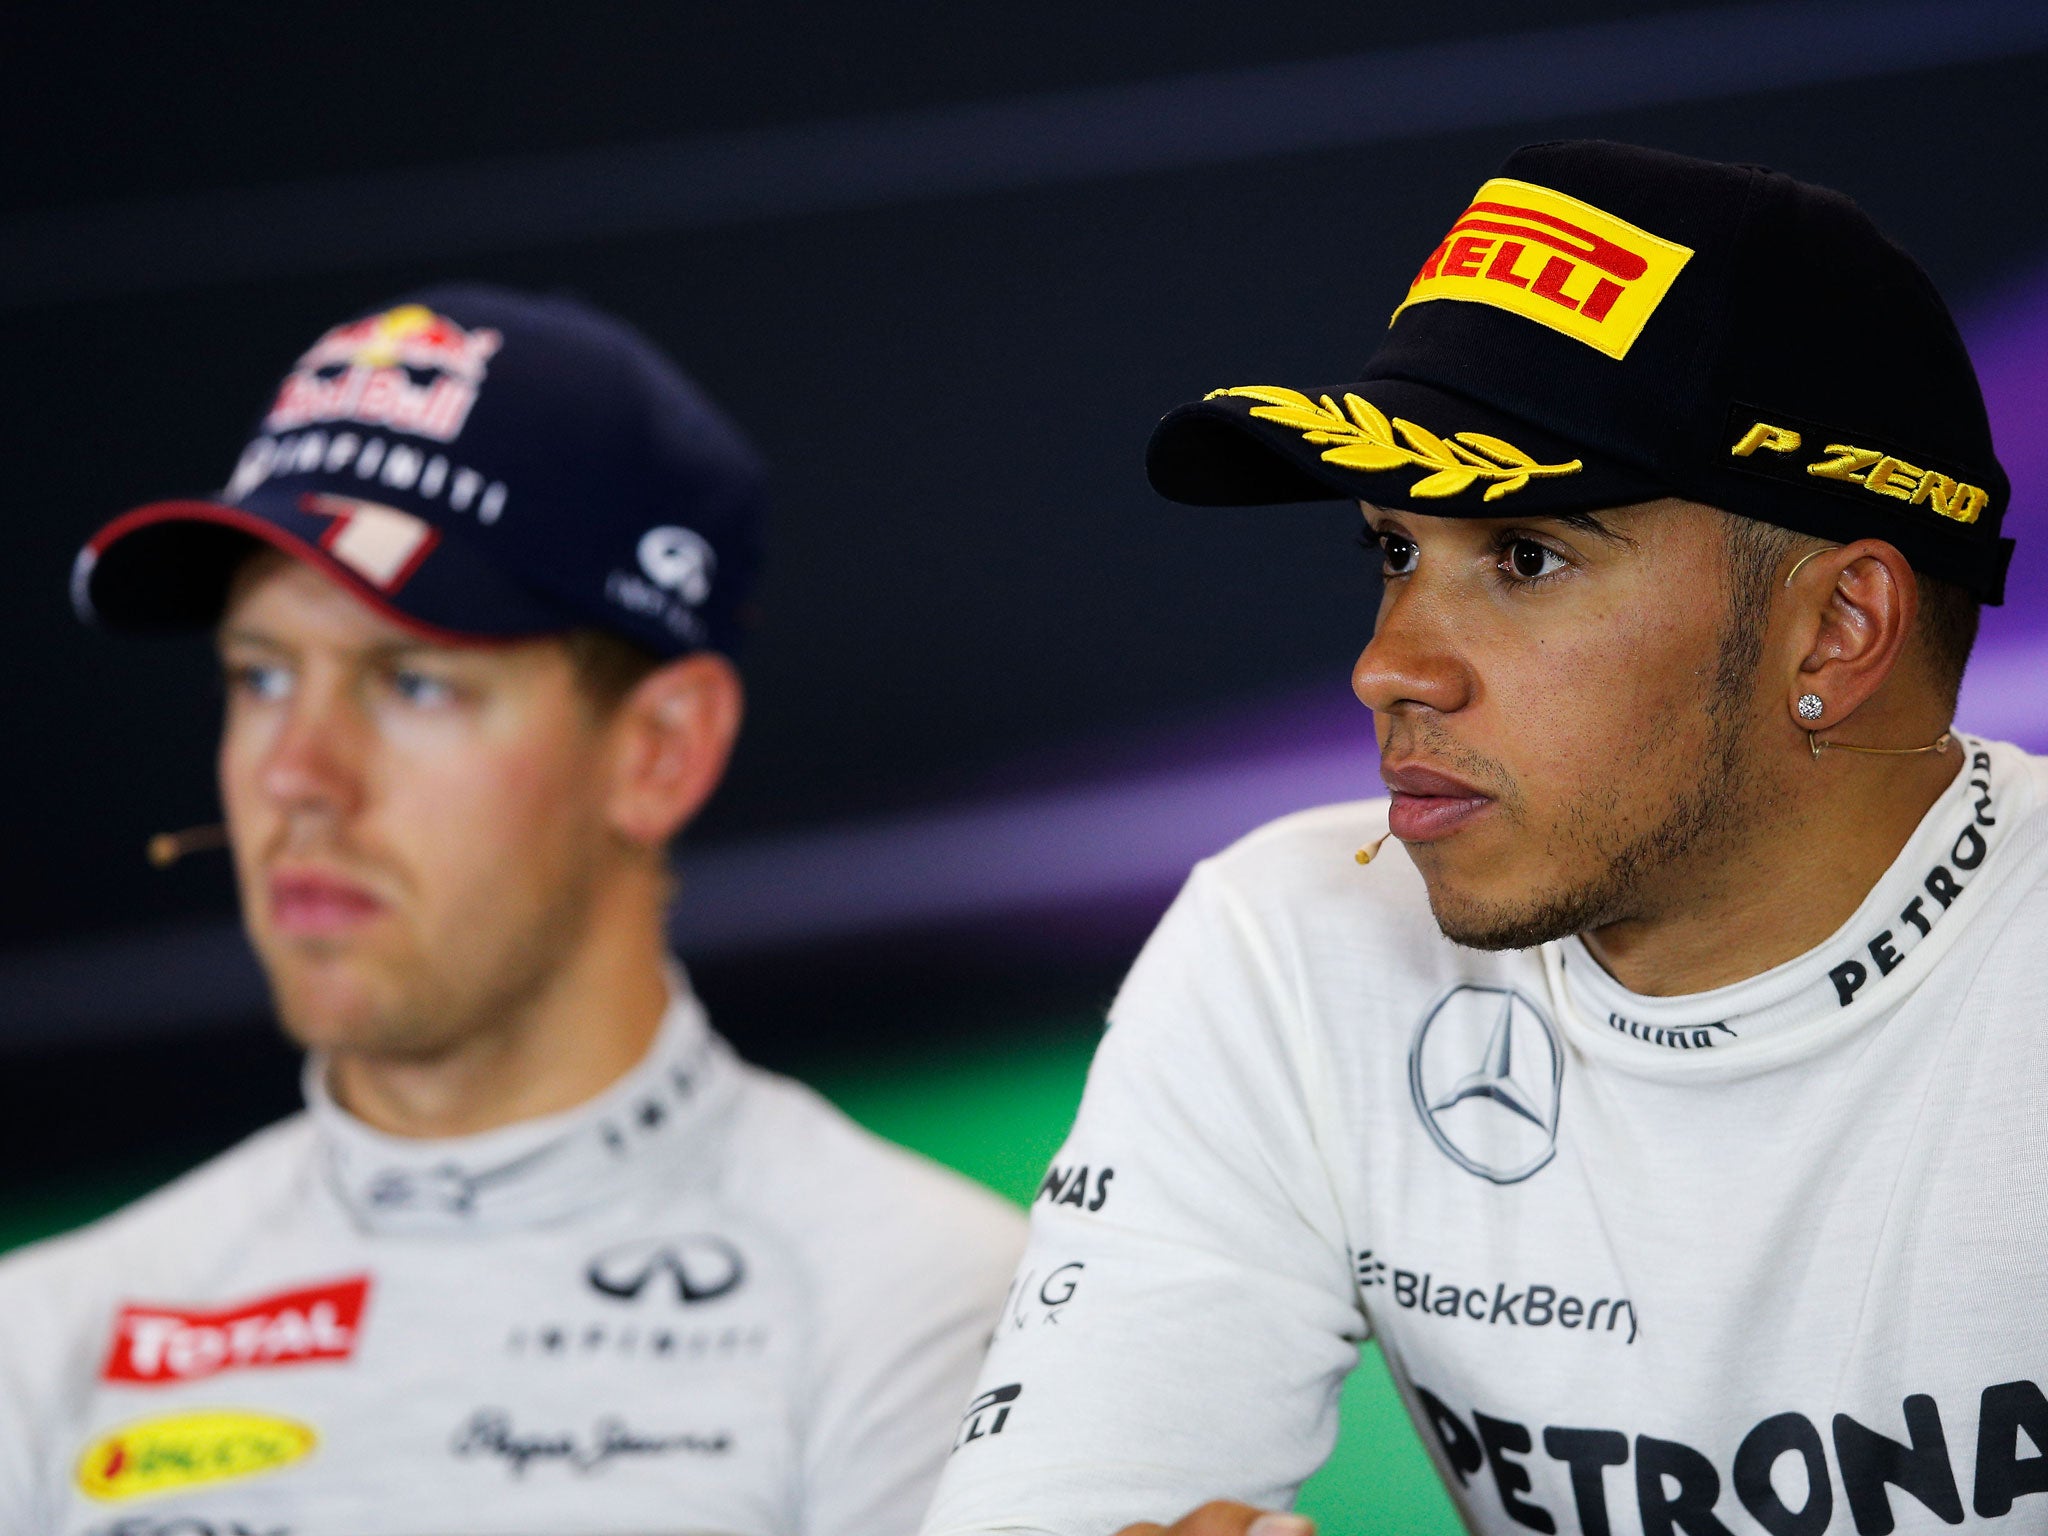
top-left (266, 303), bottom-right (503, 443)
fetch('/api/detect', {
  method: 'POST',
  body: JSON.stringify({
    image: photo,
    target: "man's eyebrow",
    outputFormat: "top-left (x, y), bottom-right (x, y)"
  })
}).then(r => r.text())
top-left (215, 627), bottom-right (288, 653)
top-left (361, 637), bottom-right (469, 665)
top-left (213, 631), bottom-right (458, 663)
top-left (1553, 511), bottom-right (1638, 547)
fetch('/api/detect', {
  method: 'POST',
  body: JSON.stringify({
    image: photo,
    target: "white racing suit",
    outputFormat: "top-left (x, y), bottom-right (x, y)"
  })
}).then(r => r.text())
top-left (0, 975), bottom-right (1024, 1536)
top-left (924, 737), bottom-right (2048, 1536)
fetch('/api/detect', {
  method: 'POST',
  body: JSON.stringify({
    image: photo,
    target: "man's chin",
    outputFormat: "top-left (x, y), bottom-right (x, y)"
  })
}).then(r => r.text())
top-left (260, 950), bottom-right (410, 1053)
top-left (1419, 869), bottom-right (1623, 954)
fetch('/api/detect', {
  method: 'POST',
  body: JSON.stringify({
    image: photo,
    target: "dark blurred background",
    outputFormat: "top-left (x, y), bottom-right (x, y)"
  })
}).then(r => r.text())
top-left (6, 0), bottom-right (2048, 1274)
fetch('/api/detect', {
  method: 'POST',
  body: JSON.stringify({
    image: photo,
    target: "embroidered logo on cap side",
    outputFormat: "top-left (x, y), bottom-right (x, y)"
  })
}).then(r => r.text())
top-left (1394, 178), bottom-right (1694, 360)
top-left (1725, 406), bottom-right (1994, 526)
top-left (1208, 387), bottom-right (1581, 501)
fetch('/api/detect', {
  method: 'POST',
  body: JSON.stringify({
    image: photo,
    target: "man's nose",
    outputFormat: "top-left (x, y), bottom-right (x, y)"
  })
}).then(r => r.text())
top-left (1351, 585), bottom-right (1475, 719)
top-left (258, 688), bottom-right (367, 821)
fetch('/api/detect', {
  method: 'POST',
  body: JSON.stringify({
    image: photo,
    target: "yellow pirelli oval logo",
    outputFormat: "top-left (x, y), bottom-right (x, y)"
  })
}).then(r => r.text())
top-left (76, 1409), bottom-right (316, 1502)
top-left (1393, 177), bottom-right (1695, 360)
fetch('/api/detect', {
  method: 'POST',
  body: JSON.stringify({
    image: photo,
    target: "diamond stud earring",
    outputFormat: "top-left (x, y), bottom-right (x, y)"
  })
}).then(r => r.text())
top-left (1796, 693), bottom-right (1825, 722)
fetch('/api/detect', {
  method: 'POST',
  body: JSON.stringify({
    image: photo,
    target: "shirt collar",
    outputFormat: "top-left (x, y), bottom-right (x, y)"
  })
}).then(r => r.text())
top-left (306, 973), bottom-right (733, 1236)
top-left (1549, 737), bottom-right (2033, 1066)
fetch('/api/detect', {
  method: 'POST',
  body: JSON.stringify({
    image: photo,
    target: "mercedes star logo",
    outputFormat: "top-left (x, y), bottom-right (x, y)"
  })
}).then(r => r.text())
top-left (586, 1235), bottom-right (746, 1305)
top-left (1408, 984), bottom-right (1564, 1184)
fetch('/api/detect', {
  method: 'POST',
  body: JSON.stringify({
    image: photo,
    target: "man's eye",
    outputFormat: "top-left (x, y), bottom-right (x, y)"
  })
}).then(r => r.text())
top-left (1379, 533), bottom-right (1419, 575)
top-left (227, 662), bottom-right (292, 702)
top-left (390, 669), bottom-right (457, 707)
top-left (1504, 539), bottom-right (1566, 582)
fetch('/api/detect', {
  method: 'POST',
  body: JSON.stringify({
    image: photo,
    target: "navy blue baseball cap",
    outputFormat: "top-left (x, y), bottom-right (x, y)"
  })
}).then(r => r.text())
top-left (73, 284), bottom-right (765, 656)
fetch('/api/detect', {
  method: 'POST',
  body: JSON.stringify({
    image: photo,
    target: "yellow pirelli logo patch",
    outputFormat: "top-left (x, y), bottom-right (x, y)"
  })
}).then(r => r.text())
top-left (76, 1409), bottom-right (317, 1503)
top-left (1393, 178), bottom-right (1695, 360)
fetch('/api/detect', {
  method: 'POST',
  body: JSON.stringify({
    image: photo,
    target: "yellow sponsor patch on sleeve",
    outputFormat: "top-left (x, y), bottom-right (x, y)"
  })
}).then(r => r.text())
top-left (1393, 178), bottom-right (1695, 360)
top-left (76, 1409), bottom-right (317, 1502)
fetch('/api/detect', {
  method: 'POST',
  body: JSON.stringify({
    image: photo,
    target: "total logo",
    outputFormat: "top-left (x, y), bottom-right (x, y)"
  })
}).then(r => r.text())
top-left (76, 1410), bottom-right (317, 1503)
top-left (265, 304), bottom-right (501, 443)
top-left (100, 1276), bottom-right (370, 1386)
top-left (1408, 984), bottom-right (1563, 1184)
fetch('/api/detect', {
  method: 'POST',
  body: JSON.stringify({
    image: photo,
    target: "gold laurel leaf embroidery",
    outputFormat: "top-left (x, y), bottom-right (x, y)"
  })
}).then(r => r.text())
top-left (1409, 469), bottom-right (1482, 498)
top-left (1207, 386), bottom-right (1317, 410)
top-left (1447, 441), bottom-right (1508, 471)
top-left (1344, 394), bottom-right (1394, 441)
top-left (1393, 417), bottom-right (1458, 464)
top-left (1212, 386), bottom-right (1581, 499)
top-left (1453, 432), bottom-right (1539, 470)
top-left (1322, 443), bottom-right (1419, 472)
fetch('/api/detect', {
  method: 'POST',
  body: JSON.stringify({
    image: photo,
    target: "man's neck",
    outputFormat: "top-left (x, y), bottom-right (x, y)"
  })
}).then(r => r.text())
top-left (326, 900), bottom-right (673, 1140)
top-left (1581, 728), bottom-right (1963, 998)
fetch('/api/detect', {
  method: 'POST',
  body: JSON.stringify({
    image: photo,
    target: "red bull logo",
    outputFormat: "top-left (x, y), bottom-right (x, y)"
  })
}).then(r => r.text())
top-left (1393, 178), bottom-right (1694, 360)
top-left (266, 303), bottom-right (502, 443)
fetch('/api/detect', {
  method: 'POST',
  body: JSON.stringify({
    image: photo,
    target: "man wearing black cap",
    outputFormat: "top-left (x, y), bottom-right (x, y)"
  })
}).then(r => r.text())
top-left (923, 143), bottom-right (2048, 1536)
top-left (0, 287), bottom-right (1022, 1535)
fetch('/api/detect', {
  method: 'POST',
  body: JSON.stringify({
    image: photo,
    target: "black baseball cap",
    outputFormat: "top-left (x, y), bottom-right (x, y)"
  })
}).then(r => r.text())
top-left (73, 284), bottom-right (766, 655)
top-left (1147, 141), bottom-right (2014, 603)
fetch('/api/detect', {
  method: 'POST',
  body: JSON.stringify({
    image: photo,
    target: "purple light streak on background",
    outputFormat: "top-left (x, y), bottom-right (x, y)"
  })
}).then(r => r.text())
top-left (672, 735), bottom-right (1382, 954)
top-left (8, 265), bottom-right (2047, 1038)
top-left (1965, 262), bottom-right (2048, 640)
top-left (1953, 267), bottom-right (2048, 739)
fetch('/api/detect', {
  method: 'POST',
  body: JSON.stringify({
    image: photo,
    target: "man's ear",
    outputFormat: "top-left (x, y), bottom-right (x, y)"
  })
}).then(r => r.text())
top-left (1784, 539), bottom-right (1918, 726)
top-left (602, 652), bottom-right (744, 848)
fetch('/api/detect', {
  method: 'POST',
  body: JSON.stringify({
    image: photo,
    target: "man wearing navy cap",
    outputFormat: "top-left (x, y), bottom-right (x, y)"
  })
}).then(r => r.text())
top-left (0, 286), bottom-right (1022, 1535)
top-left (924, 143), bottom-right (2048, 1536)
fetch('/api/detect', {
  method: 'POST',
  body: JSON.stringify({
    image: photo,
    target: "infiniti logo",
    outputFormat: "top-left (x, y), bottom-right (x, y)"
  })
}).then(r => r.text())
top-left (586, 1236), bottom-right (746, 1305)
top-left (1408, 984), bottom-right (1564, 1184)
top-left (636, 525), bottom-right (715, 604)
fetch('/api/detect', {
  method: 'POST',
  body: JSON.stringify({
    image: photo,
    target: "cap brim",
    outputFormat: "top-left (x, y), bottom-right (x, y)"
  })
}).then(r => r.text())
top-left (1146, 377), bottom-right (1667, 516)
top-left (74, 489), bottom-right (564, 644)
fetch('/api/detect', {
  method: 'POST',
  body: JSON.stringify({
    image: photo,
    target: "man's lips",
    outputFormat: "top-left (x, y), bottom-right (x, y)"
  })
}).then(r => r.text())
top-left (1381, 761), bottom-right (1494, 843)
top-left (267, 868), bottom-right (387, 936)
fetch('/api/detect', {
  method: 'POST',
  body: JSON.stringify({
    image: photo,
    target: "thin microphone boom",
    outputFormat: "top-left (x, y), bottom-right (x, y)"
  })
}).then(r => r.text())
top-left (147, 824), bottom-right (228, 868)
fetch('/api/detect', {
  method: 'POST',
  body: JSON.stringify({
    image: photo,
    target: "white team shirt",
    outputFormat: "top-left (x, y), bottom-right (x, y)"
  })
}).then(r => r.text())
top-left (0, 974), bottom-right (1024, 1536)
top-left (924, 737), bottom-right (2048, 1536)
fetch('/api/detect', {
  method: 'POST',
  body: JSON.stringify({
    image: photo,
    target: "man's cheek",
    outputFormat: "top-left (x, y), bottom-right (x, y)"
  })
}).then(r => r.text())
top-left (219, 761), bottom-right (274, 929)
top-left (405, 754), bottom-right (573, 906)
